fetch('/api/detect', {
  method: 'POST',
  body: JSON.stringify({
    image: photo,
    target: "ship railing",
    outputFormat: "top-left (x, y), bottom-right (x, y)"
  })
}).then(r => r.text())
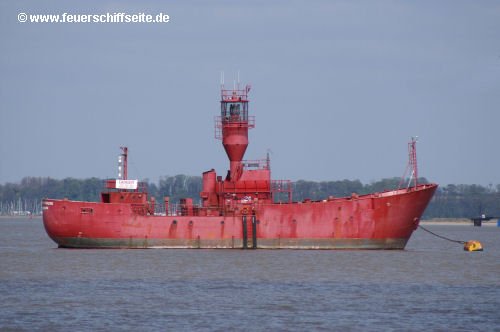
top-left (271, 180), bottom-right (293, 203)
top-left (221, 88), bottom-right (249, 100)
top-left (271, 180), bottom-right (292, 192)
top-left (242, 158), bottom-right (269, 170)
top-left (214, 116), bottom-right (255, 139)
top-left (152, 202), bottom-right (210, 217)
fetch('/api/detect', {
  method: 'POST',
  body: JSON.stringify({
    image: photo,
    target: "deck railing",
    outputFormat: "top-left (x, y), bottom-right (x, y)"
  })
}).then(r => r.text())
top-left (271, 180), bottom-right (293, 203)
top-left (214, 116), bottom-right (255, 139)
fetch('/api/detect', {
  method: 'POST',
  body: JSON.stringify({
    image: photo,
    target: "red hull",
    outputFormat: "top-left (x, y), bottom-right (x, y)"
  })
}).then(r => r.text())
top-left (43, 184), bottom-right (437, 249)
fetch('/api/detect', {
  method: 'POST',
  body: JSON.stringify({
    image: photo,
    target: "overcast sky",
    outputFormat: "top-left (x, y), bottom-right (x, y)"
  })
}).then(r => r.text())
top-left (1, 1), bottom-right (499, 186)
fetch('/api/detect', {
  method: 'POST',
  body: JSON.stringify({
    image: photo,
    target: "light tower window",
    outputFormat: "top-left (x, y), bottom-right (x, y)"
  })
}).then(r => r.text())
top-left (221, 102), bottom-right (248, 121)
top-left (230, 103), bottom-right (240, 116)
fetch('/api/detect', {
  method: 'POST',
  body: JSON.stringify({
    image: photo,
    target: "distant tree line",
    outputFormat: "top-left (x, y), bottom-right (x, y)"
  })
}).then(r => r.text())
top-left (1, 176), bottom-right (499, 219)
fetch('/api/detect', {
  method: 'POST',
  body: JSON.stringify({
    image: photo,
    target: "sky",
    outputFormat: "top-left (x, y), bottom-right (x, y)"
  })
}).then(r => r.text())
top-left (1, 1), bottom-right (499, 186)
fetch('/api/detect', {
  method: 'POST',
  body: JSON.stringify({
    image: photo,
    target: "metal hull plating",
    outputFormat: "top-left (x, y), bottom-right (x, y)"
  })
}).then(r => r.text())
top-left (43, 184), bottom-right (437, 250)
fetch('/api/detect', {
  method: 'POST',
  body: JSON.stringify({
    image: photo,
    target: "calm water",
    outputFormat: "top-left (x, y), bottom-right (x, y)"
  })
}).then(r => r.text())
top-left (0, 218), bottom-right (499, 331)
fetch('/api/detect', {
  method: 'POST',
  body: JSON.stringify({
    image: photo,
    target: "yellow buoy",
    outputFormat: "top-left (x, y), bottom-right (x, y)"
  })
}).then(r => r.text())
top-left (464, 240), bottom-right (483, 252)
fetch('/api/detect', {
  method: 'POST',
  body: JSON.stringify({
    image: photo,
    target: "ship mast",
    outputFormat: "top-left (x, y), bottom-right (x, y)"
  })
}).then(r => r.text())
top-left (399, 137), bottom-right (418, 189)
top-left (118, 147), bottom-right (128, 180)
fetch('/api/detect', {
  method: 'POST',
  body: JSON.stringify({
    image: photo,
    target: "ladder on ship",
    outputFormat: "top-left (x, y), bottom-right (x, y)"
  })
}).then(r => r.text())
top-left (242, 214), bottom-right (257, 249)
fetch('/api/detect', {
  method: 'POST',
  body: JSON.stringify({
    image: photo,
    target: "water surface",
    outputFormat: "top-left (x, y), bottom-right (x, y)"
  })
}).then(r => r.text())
top-left (0, 218), bottom-right (499, 331)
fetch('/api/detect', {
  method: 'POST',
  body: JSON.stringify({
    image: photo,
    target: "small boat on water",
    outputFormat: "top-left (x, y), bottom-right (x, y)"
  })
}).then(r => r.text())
top-left (42, 84), bottom-right (437, 249)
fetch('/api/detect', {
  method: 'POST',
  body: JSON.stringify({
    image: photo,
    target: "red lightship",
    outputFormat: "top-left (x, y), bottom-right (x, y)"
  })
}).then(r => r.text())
top-left (42, 84), bottom-right (437, 249)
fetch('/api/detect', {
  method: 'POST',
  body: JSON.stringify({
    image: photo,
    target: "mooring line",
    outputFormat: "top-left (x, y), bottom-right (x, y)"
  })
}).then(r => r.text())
top-left (418, 225), bottom-right (466, 244)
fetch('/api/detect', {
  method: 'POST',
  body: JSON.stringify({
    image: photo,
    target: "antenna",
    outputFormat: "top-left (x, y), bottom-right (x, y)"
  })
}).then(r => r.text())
top-left (220, 71), bottom-right (225, 88)
top-left (237, 70), bottom-right (240, 90)
top-left (266, 149), bottom-right (271, 170)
